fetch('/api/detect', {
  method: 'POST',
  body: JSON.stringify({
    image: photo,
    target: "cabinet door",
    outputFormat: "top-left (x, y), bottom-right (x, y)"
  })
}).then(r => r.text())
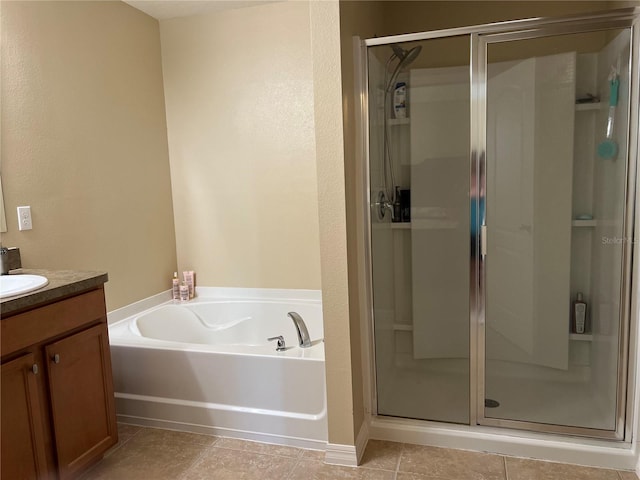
top-left (46, 324), bottom-right (117, 479)
top-left (1, 352), bottom-right (48, 480)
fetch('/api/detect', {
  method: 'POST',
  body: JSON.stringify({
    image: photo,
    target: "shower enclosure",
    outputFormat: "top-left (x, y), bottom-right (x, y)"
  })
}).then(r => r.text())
top-left (365, 9), bottom-right (640, 441)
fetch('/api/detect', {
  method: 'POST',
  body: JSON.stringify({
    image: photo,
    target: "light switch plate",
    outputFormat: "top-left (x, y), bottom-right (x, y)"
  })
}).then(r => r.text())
top-left (17, 206), bottom-right (32, 231)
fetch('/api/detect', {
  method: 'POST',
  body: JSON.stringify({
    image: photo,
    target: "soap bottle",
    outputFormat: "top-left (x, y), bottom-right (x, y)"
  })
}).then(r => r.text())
top-left (393, 82), bottom-right (407, 119)
top-left (171, 272), bottom-right (180, 301)
top-left (179, 282), bottom-right (189, 302)
top-left (572, 292), bottom-right (588, 334)
top-left (183, 270), bottom-right (195, 299)
top-left (392, 187), bottom-right (402, 222)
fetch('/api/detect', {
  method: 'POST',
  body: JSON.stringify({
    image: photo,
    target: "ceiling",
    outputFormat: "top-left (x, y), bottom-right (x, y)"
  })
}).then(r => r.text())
top-left (122, 1), bottom-right (276, 20)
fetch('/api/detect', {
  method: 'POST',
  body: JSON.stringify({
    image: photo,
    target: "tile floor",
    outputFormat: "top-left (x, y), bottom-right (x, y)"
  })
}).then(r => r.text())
top-left (81, 424), bottom-right (639, 480)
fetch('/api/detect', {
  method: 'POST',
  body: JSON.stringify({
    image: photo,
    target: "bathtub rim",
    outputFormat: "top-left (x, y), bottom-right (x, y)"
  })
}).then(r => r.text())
top-left (108, 286), bottom-right (325, 361)
top-left (109, 334), bottom-right (325, 361)
top-left (108, 286), bottom-right (323, 326)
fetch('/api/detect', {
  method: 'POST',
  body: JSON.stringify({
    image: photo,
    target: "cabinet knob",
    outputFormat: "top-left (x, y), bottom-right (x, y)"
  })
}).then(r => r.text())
top-left (52, 353), bottom-right (60, 364)
top-left (32, 364), bottom-right (39, 375)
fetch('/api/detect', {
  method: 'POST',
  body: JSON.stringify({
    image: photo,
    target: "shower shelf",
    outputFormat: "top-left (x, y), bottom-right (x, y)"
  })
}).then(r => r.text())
top-left (572, 220), bottom-right (598, 227)
top-left (393, 323), bottom-right (413, 332)
top-left (575, 102), bottom-right (603, 112)
top-left (391, 223), bottom-right (411, 229)
top-left (387, 118), bottom-right (410, 126)
top-left (392, 220), bottom-right (596, 229)
top-left (569, 333), bottom-right (593, 341)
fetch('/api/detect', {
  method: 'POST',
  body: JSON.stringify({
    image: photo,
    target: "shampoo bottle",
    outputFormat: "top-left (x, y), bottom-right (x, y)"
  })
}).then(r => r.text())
top-left (393, 82), bottom-right (407, 119)
top-left (171, 272), bottom-right (180, 301)
top-left (572, 292), bottom-right (588, 334)
top-left (183, 271), bottom-right (195, 299)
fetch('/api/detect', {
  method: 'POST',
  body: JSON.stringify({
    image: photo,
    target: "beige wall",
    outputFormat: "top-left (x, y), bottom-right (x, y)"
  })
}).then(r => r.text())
top-left (377, 1), bottom-right (614, 36)
top-left (159, 2), bottom-right (321, 290)
top-left (1, 1), bottom-right (177, 311)
top-left (308, 0), bottom-right (362, 446)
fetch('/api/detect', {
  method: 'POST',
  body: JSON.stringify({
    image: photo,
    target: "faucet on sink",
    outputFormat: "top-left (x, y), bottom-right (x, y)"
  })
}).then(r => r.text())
top-left (0, 247), bottom-right (21, 275)
top-left (288, 312), bottom-right (312, 348)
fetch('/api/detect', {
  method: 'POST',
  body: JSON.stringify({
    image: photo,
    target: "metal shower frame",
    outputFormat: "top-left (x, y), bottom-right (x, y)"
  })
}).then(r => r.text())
top-left (360, 7), bottom-right (640, 441)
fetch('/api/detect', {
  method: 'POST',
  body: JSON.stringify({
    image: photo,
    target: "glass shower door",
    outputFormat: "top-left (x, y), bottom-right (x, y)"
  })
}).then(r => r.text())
top-left (369, 35), bottom-right (471, 424)
top-left (480, 27), bottom-right (633, 435)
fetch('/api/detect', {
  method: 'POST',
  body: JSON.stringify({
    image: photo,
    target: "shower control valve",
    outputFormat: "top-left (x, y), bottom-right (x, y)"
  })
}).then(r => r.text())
top-left (374, 191), bottom-right (395, 220)
top-left (268, 336), bottom-right (286, 352)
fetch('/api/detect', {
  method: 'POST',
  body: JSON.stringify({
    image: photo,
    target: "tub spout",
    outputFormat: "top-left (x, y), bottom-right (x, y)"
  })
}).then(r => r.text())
top-left (288, 312), bottom-right (312, 348)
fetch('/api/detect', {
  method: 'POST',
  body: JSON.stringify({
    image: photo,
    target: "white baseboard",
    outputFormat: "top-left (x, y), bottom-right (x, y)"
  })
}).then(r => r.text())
top-left (325, 443), bottom-right (358, 467)
top-left (325, 419), bottom-right (370, 467)
top-left (117, 414), bottom-right (327, 451)
top-left (355, 419), bottom-right (370, 464)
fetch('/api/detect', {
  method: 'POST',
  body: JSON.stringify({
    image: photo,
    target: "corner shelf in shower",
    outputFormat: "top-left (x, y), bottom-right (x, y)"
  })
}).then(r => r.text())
top-left (391, 223), bottom-right (412, 229)
top-left (391, 220), bottom-right (596, 229)
top-left (569, 333), bottom-right (593, 341)
top-left (572, 220), bottom-right (598, 227)
top-left (393, 323), bottom-right (413, 332)
top-left (400, 220), bottom-right (459, 229)
top-left (574, 102), bottom-right (603, 112)
top-left (387, 118), bottom-right (410, 126)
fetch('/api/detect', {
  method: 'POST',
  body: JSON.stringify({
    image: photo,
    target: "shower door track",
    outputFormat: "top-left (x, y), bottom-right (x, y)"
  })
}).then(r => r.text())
top-left (361, 7), bottom-right (640, 442)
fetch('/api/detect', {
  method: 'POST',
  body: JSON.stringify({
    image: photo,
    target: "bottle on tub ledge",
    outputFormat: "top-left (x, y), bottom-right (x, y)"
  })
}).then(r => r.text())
top-left (572, 292), bottom-right (588, 334)
top-left (172, 272), bottom-right (180, 301)
top-left (183, 270), bottom-right (196, 299)
top-left (179, 282), bottom-right (189, 302)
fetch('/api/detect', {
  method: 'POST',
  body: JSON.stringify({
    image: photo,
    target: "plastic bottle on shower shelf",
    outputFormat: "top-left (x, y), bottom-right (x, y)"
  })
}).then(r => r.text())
top-left (393, 82), bottom-right (407, 119)
top-left (572, 292), bottom-right (588, 334)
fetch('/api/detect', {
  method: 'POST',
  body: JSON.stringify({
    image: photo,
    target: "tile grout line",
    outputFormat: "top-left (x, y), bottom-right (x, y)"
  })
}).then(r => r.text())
top-left (503, 455), bottom-right (509, 480)
top-left (207, 439), bottom-right (307, 480)
top-left (281, 450), bottom-right (306, 480)
top-left (176, 440), bottom-right (221, 480)
top-left (213, 444), bottom-right (306, 461)
top-left (395, 440), bottom-right (405, 477)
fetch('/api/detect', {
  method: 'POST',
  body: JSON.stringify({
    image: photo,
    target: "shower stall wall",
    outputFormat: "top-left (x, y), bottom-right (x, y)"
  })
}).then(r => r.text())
top-left (363, 7), bottom-right (640, 455)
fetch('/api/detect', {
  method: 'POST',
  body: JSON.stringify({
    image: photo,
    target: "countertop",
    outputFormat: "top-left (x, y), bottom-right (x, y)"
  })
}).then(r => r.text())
top-left (0, 269), bottom-right (108, 316)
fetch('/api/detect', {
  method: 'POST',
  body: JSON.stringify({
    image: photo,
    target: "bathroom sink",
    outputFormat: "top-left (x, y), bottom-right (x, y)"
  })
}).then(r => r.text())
top-left (0, 274), bottom-right (49, 299)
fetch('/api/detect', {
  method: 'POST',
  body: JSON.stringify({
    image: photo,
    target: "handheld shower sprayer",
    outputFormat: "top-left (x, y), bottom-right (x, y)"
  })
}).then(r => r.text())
top-left (378, 43), bottom-right (423, 220)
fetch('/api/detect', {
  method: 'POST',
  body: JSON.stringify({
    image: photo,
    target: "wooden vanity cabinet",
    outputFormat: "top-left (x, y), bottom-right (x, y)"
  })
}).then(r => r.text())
top-left (1, 287), bottom-right (117, 480)
top-left (46, 323), bottom-right (116, 478)
top-left (1, 352), bottom-right (49, 480)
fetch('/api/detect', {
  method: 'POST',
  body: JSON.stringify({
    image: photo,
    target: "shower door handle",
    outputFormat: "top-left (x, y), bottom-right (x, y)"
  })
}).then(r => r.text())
top-left (480, 225), bottom-right (487, 257)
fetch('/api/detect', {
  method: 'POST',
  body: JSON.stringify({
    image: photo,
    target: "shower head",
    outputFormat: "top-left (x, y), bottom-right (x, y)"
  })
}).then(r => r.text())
top-left (391, 44), bottom-right (408, 59)
top-left (386, 45), bottom-right (422, 91)
top-left (396, 45), bottom-right (422, 65)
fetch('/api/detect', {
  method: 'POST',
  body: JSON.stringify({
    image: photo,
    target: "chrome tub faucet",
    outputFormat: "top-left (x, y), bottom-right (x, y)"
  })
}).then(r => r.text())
top-left (288, 312), bottom-right (312, 348)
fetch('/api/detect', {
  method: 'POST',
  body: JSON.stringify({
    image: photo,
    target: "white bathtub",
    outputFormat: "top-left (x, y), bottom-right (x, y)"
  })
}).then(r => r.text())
top-left (108, 287), bottom-right (327, 449)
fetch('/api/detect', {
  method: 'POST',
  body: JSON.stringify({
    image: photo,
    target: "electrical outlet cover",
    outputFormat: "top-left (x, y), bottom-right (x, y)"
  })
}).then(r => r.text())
top-left (17, 206), bottom-right (32, 231)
